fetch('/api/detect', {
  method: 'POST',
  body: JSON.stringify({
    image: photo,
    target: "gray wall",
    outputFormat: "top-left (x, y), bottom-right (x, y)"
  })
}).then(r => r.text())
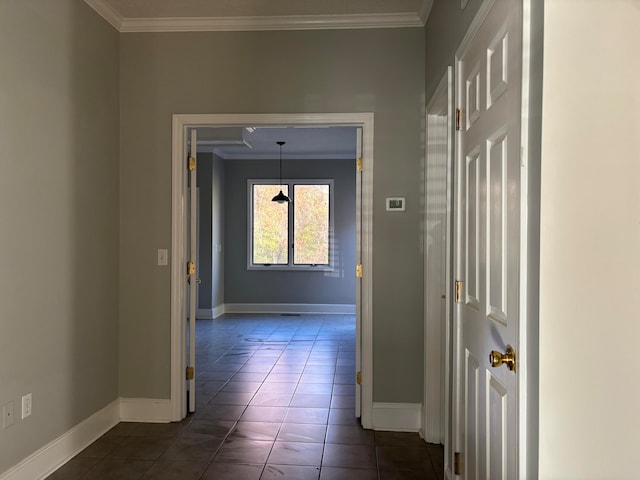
top-left (197, 153), bottom-right (213, 309)
top-left (196, 152), bottom-right (225, 312)
top-left (119, 28), bottom-right (426, 402)
top-left (0, 0), bottom-right (120, 473)
top-left (224, 159), bottom-right (356, 305)
top-left (425, 0), bottom-right (482, 99)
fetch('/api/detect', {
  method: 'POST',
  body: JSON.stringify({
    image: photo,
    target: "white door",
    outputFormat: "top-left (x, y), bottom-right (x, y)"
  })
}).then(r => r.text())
top-left (454, 0), bottom-right (522, 478)
top-left (186, 128), bottom-right (198, 413)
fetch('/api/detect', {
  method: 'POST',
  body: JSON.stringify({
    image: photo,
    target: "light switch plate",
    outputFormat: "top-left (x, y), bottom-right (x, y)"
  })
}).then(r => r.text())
top-left (158, 249), bottom-right (169, 266)
top-left (2, 401), bottom-right (14, 429)
top-left (22, 393), bottom-right (32, 419)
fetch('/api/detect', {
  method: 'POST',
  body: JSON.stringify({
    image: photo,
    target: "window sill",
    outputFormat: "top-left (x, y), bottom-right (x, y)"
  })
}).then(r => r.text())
top-left (247, 265), bottom-right (334, 272)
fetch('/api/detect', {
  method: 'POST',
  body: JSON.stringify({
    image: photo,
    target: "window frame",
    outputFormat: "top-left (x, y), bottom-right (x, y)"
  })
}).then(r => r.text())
top-left (247, 178), bottom-right (335, 271)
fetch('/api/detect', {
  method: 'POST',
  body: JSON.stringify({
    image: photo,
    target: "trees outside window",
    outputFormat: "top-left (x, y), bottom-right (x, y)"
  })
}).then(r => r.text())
top-left (249, 180), bottom-right (333, 270)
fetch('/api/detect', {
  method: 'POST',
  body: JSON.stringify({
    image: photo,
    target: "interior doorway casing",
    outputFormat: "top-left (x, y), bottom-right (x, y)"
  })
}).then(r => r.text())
top-left (170, 113), bottom-right (374, 427)
top-left (423, 66), bottom-right (453, 455)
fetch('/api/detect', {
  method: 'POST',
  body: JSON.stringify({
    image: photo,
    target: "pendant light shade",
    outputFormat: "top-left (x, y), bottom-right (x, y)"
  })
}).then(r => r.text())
top-left (272, 190), bottom-right (290, 204)
top-left (272, 141), bottom-right (290, 203)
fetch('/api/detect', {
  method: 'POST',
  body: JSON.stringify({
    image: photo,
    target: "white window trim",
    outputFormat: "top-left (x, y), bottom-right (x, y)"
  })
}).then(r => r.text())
top-left (247, 178), bottom-right (335, 271)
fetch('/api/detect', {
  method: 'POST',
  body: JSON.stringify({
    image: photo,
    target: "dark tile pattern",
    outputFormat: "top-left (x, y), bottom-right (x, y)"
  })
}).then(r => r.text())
top-left (45, 314), bottom-right (443, 480)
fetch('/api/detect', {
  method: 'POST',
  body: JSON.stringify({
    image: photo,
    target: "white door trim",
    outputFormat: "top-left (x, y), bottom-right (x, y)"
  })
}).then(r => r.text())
top-left (518, 0), bottom-right (535, 476)
top-left (170, 113), bottom-right (375, 427)
top-left (187, 130), bottom-right (198, 413)
top-left (423, 66), bottom-right (453, 446)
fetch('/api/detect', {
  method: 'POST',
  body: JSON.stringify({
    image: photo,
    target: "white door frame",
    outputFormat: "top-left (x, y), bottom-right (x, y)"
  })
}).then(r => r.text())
top-left (423, 66), bottom-right (453, 447)
top-left (186, 183), bottom-right (200, 413)
top-left (187, 129), bottom-right (199, 413)
top-left (517, 0), bottom-right (534, 476)
top-left (169, 113), bottom-right (375, 427)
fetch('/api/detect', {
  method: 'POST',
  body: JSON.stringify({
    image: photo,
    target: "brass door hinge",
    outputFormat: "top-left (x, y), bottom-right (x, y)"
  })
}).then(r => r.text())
top-left (187, 261), bottom-right (196, 275)
top-left (454, 452), bottom-right (462, 475)
top-left (455, 280), bottom-right (463, 303)
top-left (186, 366), bottom-right (194, 380)
top-left (357, 157), bottom-right (363, 172)
top-left (188, 156), bottom-right (196, 171)
top-left (356, 371), bottom-right (362, 385)
top-left (356, 264), bottom-right (363, 278)
top-left (455, 108), bottom-right (462, 131)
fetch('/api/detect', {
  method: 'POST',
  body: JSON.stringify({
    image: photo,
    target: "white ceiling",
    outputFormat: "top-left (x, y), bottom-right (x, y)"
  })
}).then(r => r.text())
top-left (84, 0), bottom-right (432, 32)
top-left (196, 126), bottom-right (357, 160)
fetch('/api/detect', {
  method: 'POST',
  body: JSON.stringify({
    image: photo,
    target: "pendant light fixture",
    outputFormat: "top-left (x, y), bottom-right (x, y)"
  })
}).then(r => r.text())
top-left (272, 141), bottom-right (291, 203)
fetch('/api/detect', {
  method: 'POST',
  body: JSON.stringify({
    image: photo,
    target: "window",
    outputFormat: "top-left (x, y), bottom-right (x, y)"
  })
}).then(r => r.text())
top-left (249, 179), bottom-right (333, 270)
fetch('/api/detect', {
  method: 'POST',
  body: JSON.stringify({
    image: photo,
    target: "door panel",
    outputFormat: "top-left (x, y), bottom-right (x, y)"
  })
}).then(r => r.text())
top-left (466, 148), bottom-right (480, 309)
top-left (464, 351), bottom-right (480, 480)
top-left (455, 0), bottom-right (522, 478)
top-left (487, 373), bottom-right (507, 480)
top-left (487, 131), bottom-right (508, 325)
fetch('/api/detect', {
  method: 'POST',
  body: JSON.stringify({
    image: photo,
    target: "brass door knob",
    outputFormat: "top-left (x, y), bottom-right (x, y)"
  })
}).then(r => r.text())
top-left (489, 345), bottom-right (516, 372)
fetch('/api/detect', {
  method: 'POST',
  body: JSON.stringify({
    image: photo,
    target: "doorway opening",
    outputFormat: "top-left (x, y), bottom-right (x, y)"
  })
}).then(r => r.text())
top-left (192, 126), bottom-right (357, 417)
top-left (170, 113), bottom-right (374, 428)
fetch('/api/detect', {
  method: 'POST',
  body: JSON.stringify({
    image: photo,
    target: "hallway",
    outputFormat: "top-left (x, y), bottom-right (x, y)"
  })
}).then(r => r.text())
top-left (47, 314), bottom-right (443, 479)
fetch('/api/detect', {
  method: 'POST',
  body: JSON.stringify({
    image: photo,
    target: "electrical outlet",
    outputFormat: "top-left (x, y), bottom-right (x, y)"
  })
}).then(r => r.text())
top-left (21, 394), bottom-right (32, 419)
top-left (2, 401), bottom-right (14, 429)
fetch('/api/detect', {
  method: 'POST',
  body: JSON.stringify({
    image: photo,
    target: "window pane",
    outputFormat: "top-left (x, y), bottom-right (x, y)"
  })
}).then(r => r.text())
top-left (294, 184), bottom-right (329, 265)
top-left (253, 184), bottom-right (288, 264)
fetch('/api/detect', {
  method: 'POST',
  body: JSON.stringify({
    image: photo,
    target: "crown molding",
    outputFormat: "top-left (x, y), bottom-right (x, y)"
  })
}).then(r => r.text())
top-left (121, 12), bottom-right (424, 33)
top-left (83, 0), bottom-right (123, 30)
top-left (84, 1), bottom-right (431, 33)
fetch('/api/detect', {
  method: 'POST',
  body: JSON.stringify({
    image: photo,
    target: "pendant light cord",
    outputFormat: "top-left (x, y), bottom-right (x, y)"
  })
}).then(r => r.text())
top-left (279, 142), bottom-right (283, 187)
top-left (272, 141), bottom-right (290, 203)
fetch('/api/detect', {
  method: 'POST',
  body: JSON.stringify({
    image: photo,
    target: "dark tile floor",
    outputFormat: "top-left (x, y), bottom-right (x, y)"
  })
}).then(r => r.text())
top-left (47, 314), bottom-right (443, 479)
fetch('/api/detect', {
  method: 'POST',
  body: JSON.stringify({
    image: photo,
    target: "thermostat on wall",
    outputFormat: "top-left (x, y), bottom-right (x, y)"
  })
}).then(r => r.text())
top-left (386, 197), bottom-right (405, 211)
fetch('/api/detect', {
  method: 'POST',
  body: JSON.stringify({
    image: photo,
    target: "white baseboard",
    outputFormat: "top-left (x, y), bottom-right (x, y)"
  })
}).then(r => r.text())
top-left (197, 308), bottom-right (213, 319)
top-left (119, 398), bottom-right (172, 423)
top-left (197, 304), bottom-right (356, 318)
top-left (224, 303), bottom-right (356, 315)
top-left (197, 304), bottom-right (225, 319)
top-left (372, 402), bottom-right (423, 432)
top-left (212, 304), bottom-right (225, 318)
top-left (0, 397), bottom-right (176, 479)
top-left (0, 400), bottom-right (120, 480)
top-left (2, 400), bottom-right (423, 479)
